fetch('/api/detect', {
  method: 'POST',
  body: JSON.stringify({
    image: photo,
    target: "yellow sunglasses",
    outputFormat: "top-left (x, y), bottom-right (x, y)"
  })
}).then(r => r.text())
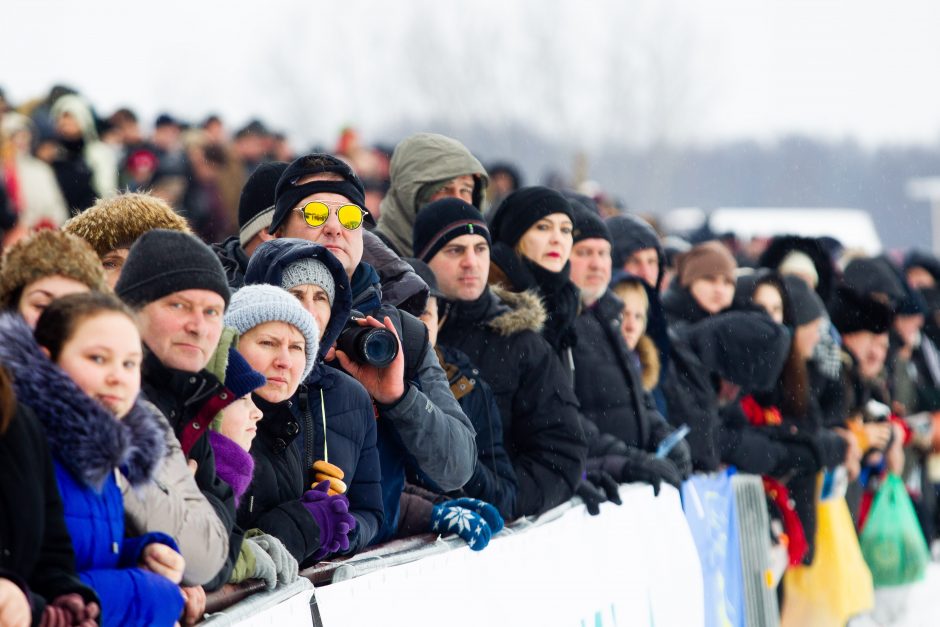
top-left (296, 201), bottom-right (369, 230)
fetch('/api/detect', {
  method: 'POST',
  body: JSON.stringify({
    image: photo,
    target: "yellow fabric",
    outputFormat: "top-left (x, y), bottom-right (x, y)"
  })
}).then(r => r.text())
top-left (781, 497), bottom-right (874, 627)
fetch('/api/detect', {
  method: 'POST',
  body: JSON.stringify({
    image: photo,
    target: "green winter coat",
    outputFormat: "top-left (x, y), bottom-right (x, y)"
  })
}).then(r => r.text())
top-left (375, 133), bottom-right (488, 256)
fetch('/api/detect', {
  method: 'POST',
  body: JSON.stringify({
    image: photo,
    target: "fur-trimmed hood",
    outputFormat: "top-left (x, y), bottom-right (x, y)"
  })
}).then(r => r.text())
top-left (635, 335), bottom-right (661, 392)
top-left (487, 284), bottom-right (546, 336)
top-left (0, 314), bottom-right (165, 490)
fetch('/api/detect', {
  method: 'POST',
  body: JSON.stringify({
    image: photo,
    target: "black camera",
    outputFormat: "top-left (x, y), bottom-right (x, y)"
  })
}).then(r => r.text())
top-left (336, 311), bottom-right (399, 368)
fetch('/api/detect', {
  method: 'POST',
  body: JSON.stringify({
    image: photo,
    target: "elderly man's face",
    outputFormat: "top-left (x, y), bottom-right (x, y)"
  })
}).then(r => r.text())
top-left (278, 173), bottom-right (364, 279)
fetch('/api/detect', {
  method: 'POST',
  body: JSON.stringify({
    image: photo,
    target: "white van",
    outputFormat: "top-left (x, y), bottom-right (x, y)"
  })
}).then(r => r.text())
top-left (664, 207), bottom-right (882, 255)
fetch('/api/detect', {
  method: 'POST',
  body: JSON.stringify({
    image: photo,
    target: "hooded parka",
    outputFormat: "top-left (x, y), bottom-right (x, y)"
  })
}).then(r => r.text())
top-left (375, 133), bottom-right (488, 257)
top-left (242, 239), bottom-right (384, 558)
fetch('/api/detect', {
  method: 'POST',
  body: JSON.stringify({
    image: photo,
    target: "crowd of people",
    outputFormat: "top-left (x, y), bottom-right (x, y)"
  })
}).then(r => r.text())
top-left (0, 86), bottom-right (938, 626)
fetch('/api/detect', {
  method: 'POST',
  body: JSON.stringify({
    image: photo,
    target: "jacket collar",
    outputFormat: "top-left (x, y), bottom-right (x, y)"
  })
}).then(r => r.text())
top-left (0, 314), bottom-right (165, 490)
top-left (142, 351), bottom-right (223, 418)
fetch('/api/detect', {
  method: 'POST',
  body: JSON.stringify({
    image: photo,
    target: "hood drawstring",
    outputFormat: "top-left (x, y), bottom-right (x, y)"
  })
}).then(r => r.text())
top-left (320, 388), bottom-right (328, 463)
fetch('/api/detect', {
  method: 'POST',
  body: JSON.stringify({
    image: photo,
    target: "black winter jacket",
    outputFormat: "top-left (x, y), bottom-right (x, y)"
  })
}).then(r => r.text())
top-left (438, 285), bottom-right (587, 517)
top-left (429, 345), bottom-right (518, 519)
top-left (660, 291), bottom-right (791, 471)
top-left (212, 235), bottom-right (250, 290)
top-left (235, 370), bottom-right (384, 564)
top-left (0, 401), bottom-right (98, 624)
top-left (238, 395), bottom-right (324, 564)
top-left (574, 290), bottom-right (674, 451)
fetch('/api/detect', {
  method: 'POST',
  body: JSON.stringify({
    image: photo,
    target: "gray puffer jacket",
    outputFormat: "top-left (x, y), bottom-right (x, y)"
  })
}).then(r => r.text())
top-left (119, 407), bottom-right (230, 586)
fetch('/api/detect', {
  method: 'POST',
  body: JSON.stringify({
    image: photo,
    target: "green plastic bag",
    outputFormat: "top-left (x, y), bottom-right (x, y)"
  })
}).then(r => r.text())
top-left (859, 474), bottom-right (930, 587)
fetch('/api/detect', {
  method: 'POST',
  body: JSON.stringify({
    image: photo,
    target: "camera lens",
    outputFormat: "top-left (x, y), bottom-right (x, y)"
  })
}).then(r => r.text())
top-left (359, 328), bottom-right (398, 367)
top-left (337, 322), bottom-right (399, 368)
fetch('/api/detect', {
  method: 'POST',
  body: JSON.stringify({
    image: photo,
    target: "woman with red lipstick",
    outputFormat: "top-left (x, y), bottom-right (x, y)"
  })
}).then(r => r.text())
top-left (487, 186), bottom-right (580, 372)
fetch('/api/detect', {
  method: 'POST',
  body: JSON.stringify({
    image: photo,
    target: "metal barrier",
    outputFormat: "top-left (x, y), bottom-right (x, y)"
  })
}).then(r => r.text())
top-left (733, 473), bottom-right (781, 627)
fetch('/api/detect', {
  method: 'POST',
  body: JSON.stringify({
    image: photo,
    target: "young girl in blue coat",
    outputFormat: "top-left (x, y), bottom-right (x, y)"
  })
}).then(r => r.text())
top-left (0, 292), bottom-right (186, 627)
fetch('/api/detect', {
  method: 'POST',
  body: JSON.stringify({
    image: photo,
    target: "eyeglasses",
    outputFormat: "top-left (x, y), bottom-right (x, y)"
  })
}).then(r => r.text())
top-left (295, 201), bottom-right (369, 230)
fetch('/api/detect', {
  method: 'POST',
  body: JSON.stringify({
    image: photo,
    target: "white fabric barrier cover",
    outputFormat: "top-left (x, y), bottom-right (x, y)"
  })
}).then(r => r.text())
top-left (201, 578), bottom-right (314, 626)
top-left (315, 484), bottom-right (703, 627)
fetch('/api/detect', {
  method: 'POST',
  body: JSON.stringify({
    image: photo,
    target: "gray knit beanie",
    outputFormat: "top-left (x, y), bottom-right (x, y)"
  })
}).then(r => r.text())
top-left (280, 258), bottom-right (335, 305)
top-left (224, 284), bottom-right (319, 380)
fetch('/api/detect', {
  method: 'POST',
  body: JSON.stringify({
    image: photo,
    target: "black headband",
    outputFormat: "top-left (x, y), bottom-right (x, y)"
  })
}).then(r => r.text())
top-left (270, 180), bottom-right (369, 234)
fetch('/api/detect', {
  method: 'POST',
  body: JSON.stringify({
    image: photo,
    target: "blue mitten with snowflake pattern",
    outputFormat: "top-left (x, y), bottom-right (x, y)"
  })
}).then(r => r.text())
top-left (440, 497), bottom-right (505, 533)
top-left (430, 503), bottom-right (493, 551)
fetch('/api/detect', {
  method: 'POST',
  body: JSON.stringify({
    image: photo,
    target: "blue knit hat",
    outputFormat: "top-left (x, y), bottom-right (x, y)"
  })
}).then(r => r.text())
top-left (224, 347), bottom-right (267, 398)
top-left (224, 284), bottom-right (320, 380)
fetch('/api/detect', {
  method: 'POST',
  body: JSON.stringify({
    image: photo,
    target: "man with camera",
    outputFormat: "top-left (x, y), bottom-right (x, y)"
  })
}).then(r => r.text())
top-left (265, 154), bottom-right (477, 542)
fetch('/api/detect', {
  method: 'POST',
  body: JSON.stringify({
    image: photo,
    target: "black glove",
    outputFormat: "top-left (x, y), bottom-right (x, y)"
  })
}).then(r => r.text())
top-left (666, 439), bottom-right (693, 480)
top-left (576, 470), bottom-right (623, 516)
top-left (601, 450), bottom-right (683, 496)
top-left (588, 432), bottom-right (630, 458)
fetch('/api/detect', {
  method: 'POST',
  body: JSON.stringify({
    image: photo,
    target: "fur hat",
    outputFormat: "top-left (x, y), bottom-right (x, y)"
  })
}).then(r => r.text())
top-left (63, 192), bottom-right (192, 258)
top-left (0, 230), bottom-right (106, 310)
top-left (829, 285), bottom-right (894, 335)
top-left (842, 256), bottom-right (906, 311)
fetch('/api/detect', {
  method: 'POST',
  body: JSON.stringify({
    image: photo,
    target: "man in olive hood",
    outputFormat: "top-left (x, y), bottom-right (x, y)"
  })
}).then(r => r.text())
top-left (375, 132), bottom-right (488, 256)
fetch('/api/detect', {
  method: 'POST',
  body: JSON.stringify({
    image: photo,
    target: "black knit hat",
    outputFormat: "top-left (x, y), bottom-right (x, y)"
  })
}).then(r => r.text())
top-left (269, 154), bottom-right (368, 235)
top-left (115, 229), bottom-right (232, 308)
top-left (412, 198), bottom-right (490, 262)
top-left (782, 275), bottom-right (825, 327)
top-left (238, 161), bottom-right (288, 244)
top-left (488, 186), bottom-right (573, 247)
top-left (606, 214), bottom-right (661, 269)
top-left (829, 285), bottom-right (894, 335)
top-left (570, 203), bottom-right (611, 244)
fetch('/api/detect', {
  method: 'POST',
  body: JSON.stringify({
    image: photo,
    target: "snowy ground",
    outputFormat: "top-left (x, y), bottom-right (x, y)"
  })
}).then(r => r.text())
top-left (849, 562), bottom-right (940, 627)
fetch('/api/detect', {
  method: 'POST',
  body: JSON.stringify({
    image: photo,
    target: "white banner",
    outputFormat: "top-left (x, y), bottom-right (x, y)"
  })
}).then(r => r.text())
top-left (314, 484), bottom-right (703, 627)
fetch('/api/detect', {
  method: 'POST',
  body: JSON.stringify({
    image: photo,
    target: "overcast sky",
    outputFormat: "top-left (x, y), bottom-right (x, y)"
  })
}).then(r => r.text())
top-left (4, 0), bottom-right (940, 148)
